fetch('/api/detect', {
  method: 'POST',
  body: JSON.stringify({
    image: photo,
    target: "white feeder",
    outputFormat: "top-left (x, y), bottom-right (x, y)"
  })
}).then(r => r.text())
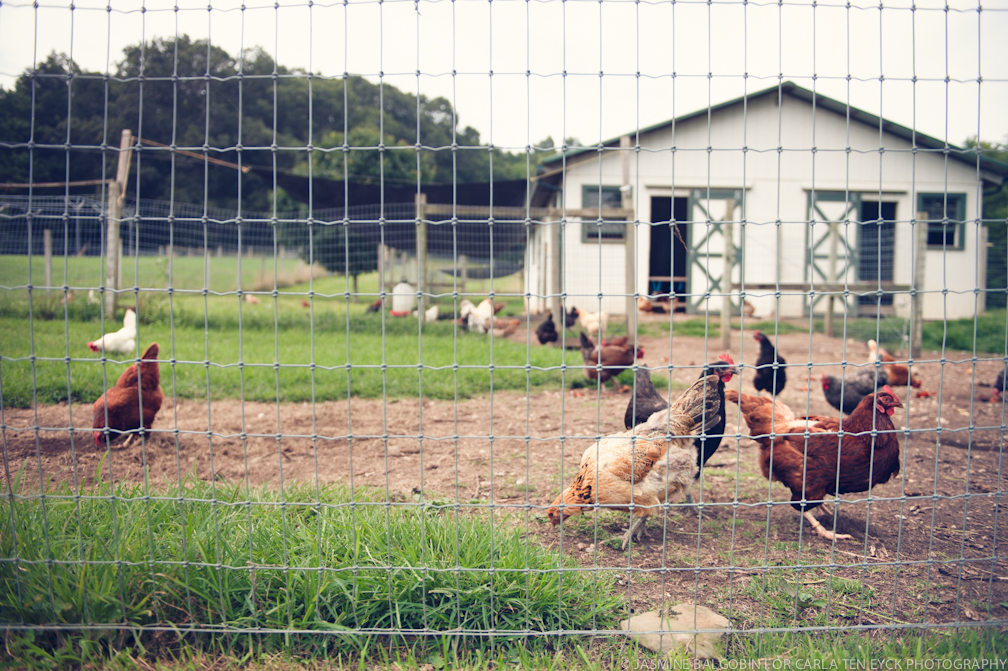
top-left (391, 279), bottom-right (416, 315)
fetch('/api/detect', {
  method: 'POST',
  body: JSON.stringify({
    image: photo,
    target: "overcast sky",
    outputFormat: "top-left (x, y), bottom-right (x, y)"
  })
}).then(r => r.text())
top-left (1, 0), bottom-right (1006, 151)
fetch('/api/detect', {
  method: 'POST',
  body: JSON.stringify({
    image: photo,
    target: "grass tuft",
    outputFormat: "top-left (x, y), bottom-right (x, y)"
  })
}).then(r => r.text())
top-left (0, 465), bottom-right (619, 660)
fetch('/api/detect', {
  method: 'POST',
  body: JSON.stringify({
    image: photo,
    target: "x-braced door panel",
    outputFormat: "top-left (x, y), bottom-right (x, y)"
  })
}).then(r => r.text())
top-left (804, 191), bottom-right (860, 315)
top-left (686, 189), bottom-right (744, 314)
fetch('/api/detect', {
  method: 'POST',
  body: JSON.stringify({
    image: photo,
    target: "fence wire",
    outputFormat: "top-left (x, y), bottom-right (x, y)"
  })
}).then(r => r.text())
top-left (0, 0), bottom-right (1007, 663)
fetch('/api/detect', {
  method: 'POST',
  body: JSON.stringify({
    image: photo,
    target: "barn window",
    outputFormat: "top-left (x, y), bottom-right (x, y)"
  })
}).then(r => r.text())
top-left (919, 193), bottom-right (966, 250)
top-left (581, 185), bottom-right (626, 242)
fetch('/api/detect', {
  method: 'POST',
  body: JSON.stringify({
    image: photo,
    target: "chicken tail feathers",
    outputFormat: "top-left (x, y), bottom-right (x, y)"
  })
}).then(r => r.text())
top-left (123, 308), bottom-right (137, 332)
top-left (727, 390), bottom-right (796, 437)
top-left (648, 373), bottom-right (722, 437)
top-left (137, 343), bottom-right (161, 389)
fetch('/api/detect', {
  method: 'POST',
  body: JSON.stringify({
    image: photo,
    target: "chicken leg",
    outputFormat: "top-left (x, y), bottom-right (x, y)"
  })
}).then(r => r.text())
top-left (622, 516), bottom-right (649, 550)
top-left (803, 511), bottom-right (853, 541)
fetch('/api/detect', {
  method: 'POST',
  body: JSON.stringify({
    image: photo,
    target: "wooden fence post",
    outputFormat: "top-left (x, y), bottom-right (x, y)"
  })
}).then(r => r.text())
top-left (824, 222), bottom-right (839, 338)
top-left (43, 228), bottom-right (52, 291)
top-left (105, 179), bottom-right (121, 318)
top-left (105, 129), bottom-right (133, 319)
top-left (549, 217), bottom-right (562, 332)
top-left (377, 243), bottom-right (385, 303)
top-left (621, 135), bottom-right (636, 339)
top-left (721, 199), bottom-right (736, 352)
top-left (911, 211), bottom-right (928, 358)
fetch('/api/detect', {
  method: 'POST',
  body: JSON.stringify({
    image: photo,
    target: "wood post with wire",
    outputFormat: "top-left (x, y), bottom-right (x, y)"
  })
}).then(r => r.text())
top-left (549, 216), bottom-right (562, 332)
top-left (105, 129), bottom-right (133, 319)
top-left (720, 199), bottom-right (736, 352)
top-left (621, 135), bottom-right (636, 339)
top-left (911, 211), bottom-right (928, 358)
top-left (43, 228), bottom-right (52, 291)
top-left (824, 221), bottom-right (839, 338)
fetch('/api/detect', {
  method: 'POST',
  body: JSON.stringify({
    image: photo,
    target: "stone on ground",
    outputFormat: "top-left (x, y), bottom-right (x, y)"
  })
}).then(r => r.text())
top-left (619, 603), bottom-right (731, 659)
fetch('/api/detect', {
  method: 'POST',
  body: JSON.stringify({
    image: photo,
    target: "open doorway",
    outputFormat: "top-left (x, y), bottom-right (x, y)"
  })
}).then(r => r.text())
top-left (649, 197), bottom-right (689, 311)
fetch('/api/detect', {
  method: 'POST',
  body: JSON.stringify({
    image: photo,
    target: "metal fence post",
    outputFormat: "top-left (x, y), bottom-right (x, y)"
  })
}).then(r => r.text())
top-left (416, 193), bottom-right (428, 320)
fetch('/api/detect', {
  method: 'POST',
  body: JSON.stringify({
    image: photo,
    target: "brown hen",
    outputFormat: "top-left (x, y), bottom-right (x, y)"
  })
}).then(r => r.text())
top-left (92, 342), bottom-right (164, 449)
top-left (727, 386), bottom-right (902, 541)
top-left (579, 332), bottom-right (641, 392)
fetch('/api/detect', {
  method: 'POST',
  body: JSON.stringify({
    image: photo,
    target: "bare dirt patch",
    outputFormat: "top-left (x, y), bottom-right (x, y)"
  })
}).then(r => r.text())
top-left (3, 326), bottom-right (1006, 628)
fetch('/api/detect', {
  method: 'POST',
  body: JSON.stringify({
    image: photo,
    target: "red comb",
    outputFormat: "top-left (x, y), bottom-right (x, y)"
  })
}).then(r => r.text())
top-left (719, 353), bottom-right (735, 365)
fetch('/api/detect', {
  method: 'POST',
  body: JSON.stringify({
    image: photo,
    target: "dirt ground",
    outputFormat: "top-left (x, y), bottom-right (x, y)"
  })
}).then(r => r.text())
top-left (4, 319), bottom-right (1007, 629)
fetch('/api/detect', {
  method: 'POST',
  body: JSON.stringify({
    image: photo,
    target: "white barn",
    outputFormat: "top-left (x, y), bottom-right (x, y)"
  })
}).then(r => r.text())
top-left (525, 82), bottom-right (1007, 322)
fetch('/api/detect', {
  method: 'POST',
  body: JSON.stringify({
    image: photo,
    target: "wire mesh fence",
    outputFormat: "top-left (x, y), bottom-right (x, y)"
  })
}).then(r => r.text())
top-left (1, 0), bottom-right (1007, 664)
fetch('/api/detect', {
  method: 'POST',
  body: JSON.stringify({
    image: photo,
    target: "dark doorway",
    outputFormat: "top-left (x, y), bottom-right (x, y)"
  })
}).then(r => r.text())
top-left (649, 197), bottom-right (689, 308)
top-left (858, 201), bottom-right (896, 308)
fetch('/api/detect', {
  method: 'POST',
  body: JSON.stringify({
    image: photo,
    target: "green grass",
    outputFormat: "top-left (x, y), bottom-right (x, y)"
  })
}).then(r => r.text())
top-left (925, 309), bottom-right (1007, 354)
top-left (637, 311), bottom-right (1008, 354)
top-left (0, 254), bottom-right (526, 302)
top-left (0, 465), bottom-right (620, 661)
top-left (0, 313), bottom-right (575, 407)
top-left (0, 253), bottom-right (310, 294)
top-left (808, 311), bottom-right (1007, 354)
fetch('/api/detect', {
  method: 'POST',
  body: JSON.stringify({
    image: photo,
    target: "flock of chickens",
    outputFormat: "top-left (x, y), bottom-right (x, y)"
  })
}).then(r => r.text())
top-left (548, 330), bottom-right (926, 548)
top-left (84, 305), bottom-right (1004, 552)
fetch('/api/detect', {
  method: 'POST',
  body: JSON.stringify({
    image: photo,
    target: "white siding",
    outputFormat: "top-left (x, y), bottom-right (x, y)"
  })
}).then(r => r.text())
top-left (529, 90), bottom-right (988, 321)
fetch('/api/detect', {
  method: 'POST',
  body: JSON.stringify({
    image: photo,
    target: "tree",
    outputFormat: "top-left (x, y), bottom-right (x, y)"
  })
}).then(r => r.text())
top-left (307, 224), bottom-right (377, 299)
top-left (308, 127), bottom-right (436, 183)
top-left (1, 36), bottom-right (551, 213)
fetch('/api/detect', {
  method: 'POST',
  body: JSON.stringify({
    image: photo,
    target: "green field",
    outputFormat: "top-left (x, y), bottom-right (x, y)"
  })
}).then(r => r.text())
top-left (0, 253), bottom-right (526, 299)
top-left (1, 252), bottom-right (1005, 409)
top-left (0, 252), bottom-right (311, 294)
top-left (0, 254), bottom-right (561, 407)
top-left (0, 314), bottom-right (580, 408)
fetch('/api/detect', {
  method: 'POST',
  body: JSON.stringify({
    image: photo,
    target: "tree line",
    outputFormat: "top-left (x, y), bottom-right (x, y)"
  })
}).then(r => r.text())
top-left (0, 36), bottom-right (556, 214)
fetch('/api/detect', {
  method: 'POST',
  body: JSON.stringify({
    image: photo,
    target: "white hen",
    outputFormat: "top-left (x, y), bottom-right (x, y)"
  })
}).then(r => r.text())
top-left (88, 309), bottom-right (137, 354)
top-left (413, 305), bottom-right (440, 323)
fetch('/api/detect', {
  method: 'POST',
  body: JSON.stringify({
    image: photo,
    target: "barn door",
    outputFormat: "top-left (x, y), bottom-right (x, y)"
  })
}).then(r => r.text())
top-left (686, 189), bottom-right (744, 314)
top-left (804, 191), bottom-right (861, 315)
